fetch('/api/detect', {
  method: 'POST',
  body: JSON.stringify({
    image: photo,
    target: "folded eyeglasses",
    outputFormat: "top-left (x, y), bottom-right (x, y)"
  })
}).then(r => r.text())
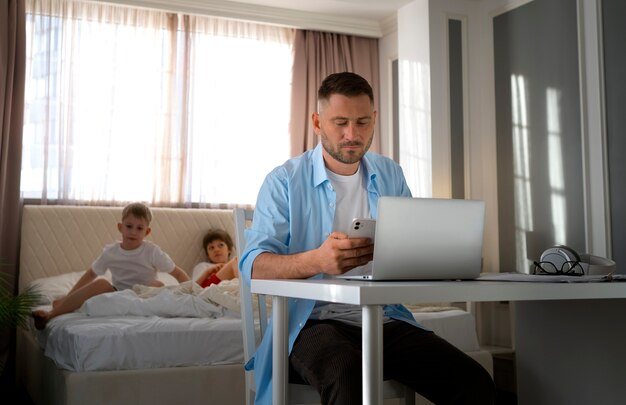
top-left (532, 260), bottom-right (585, 276)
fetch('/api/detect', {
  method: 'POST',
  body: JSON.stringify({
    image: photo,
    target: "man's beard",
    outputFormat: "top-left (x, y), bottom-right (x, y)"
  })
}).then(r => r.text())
top-left (320, 132), bottom-right (373, 165)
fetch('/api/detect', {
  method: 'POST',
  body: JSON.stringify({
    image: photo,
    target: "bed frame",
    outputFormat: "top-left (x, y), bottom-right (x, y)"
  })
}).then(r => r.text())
top-left (16, 205), bottom-right (245, 405)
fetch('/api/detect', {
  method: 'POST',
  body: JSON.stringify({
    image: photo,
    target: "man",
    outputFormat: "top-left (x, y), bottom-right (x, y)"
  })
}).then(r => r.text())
top-left (240, 72), bottom-right (494, 404)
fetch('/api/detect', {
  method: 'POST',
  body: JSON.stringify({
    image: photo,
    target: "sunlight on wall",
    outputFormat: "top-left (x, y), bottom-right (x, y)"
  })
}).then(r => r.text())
top-left (546, 87), bottom-right (567, 244)
top-left (399, 60), bottom-right (432, 197)
top-left (511, 74), bottom-right (534, 272)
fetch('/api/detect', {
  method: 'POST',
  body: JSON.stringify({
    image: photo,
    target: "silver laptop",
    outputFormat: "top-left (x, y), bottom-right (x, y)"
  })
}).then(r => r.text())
top-left (339, 197), bottom-right (485, 281)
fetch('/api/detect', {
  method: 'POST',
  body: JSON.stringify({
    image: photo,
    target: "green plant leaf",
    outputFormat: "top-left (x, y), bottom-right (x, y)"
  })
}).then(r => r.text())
top-left (0, 270), bottom-right (44, 330)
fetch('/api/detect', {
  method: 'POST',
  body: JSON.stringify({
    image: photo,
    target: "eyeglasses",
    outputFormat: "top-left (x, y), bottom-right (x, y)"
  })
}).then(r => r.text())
top-left (532, 260), bottom-right (585, 276)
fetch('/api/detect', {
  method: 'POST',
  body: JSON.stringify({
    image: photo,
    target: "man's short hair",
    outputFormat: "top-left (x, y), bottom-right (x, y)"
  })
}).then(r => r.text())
top-left (318, 72), bottom-right (374, 105)
top-left (122, 202), bottom-right (152, 224)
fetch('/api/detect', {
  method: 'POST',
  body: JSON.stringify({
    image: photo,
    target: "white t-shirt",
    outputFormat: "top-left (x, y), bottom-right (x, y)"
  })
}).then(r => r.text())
top-left (326, 165), bottom-right (369, 233)
top-left (310, 165), bottom-right (371, 325)
top-left (91, 241), bottom-right (176, 290)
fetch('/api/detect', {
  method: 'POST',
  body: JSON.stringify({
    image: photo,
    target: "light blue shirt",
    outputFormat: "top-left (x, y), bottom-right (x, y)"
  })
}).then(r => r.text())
top-left (239, 143), bottom-right (422, 405)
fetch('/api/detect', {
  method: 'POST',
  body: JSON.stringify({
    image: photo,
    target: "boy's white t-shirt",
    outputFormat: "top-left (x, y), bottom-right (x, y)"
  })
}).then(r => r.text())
top-left (91, 240), bottom-right (175, 290)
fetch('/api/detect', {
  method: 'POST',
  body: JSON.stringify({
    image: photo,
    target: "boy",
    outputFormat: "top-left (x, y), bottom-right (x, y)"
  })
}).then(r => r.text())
top-left (32, 202), bottom-right (190, 329)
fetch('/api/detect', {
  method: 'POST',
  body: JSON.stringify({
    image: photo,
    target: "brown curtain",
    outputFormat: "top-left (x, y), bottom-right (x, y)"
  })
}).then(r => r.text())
top-left (0, 0), bottom-right (26, 380)
top-left (290, 30), bottom-right (380, 156)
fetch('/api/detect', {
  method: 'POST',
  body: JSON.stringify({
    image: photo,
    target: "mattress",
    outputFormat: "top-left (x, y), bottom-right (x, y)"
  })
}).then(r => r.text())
top-left (28, 271), bottom-right (245, 372)
top-left (31, 311), bottom-right (243, 372)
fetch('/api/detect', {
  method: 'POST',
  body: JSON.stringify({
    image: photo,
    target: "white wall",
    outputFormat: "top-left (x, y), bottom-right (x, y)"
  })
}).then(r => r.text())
top-left (426, 0), bottom-right (501, 272)
top-left (378, 28), bottom-right (398, 159)
top-left (397, 0), bottom-right (433, 199)
top-left (389, 0), bottom-right (502, 272)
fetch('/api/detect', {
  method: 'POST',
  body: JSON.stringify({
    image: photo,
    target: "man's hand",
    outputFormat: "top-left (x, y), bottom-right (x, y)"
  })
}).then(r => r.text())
top-left (252, 233), bottom-right (374, 279)
top-left (313, 232), bottom-right (374, 275)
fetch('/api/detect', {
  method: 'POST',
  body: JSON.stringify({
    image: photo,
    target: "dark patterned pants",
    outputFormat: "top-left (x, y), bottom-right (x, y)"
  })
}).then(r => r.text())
top-left (289, 319), bottom-right (495, 405)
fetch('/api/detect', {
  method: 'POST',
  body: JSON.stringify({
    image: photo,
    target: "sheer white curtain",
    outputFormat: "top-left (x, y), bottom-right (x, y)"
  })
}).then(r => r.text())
top-left (22, 0), bottom-right (294, 207)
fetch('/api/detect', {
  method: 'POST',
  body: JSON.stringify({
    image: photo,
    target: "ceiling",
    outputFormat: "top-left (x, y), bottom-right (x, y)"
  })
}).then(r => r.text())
top-left (120, 0), bottom-right (414, 37)
top-left (222, 0), bottom-right (414, 22)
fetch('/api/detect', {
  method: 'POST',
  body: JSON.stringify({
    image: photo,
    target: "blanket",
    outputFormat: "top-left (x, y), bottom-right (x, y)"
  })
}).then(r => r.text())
top-left (79, 280), bottom-right (242, 318)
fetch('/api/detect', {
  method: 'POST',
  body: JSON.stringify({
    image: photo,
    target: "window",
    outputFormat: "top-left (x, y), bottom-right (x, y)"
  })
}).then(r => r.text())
top-left (22, 0), bottom-right (294, 206)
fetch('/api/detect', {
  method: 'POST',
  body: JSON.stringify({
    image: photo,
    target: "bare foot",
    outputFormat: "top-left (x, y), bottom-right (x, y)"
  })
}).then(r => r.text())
top-left (32, 309), bottom-right (50, 330)
top-left (52, 297), bottom-right (65, 309)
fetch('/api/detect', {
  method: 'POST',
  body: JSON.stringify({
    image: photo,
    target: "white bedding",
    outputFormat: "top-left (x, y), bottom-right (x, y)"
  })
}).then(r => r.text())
top-left (29, 273), bottom-right (246, 372)
top-left (36, 311), bottom-right (243, 372)
top-left (81, 280), bottom-right (241, 318)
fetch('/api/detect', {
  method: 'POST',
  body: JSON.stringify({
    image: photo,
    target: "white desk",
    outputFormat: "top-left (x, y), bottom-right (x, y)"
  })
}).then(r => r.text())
top-left (251, 278), bottom-right (626, 405)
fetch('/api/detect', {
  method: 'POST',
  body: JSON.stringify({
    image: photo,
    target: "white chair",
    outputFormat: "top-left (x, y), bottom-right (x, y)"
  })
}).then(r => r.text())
top-left (234, 208), bottom-right (416, 405)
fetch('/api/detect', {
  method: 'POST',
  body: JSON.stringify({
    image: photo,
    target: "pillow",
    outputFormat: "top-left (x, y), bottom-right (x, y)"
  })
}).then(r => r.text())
top-left (29, 271), bottom-right (111, 305)
top-left (30, 270), bottom-right (177, 305)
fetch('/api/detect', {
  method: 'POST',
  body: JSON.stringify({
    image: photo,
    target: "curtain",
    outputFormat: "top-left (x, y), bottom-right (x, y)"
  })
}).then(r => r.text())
top-left (289, 30), bottom-right (380, 156)
top-left (22, 0), bottom-right (294, 207)
top-left (0, 0), bottom-right (26, 381)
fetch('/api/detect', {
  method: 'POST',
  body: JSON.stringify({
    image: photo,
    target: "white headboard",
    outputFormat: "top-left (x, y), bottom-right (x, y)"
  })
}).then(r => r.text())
top-left (19, 205), bottom-right (235, 291)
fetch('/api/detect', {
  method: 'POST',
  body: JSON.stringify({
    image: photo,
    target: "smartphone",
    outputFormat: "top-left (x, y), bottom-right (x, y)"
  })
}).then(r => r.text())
top-left (347, 218), bottom-right (376, 240)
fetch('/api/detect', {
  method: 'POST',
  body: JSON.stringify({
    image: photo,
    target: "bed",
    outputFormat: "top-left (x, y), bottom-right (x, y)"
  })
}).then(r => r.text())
top-left (16, 205), bottom-right (492, 405)
top-left (16, 205), bottom-right (245, 405)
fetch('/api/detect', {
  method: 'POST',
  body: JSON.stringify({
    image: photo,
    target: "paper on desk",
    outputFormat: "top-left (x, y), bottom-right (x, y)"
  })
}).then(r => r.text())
top-left (477, 272), bottom-right (617, 283)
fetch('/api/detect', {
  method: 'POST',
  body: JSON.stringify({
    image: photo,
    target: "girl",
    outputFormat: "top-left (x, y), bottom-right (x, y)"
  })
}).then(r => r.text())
top-left (193, 229), bottom-right (239, 288)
